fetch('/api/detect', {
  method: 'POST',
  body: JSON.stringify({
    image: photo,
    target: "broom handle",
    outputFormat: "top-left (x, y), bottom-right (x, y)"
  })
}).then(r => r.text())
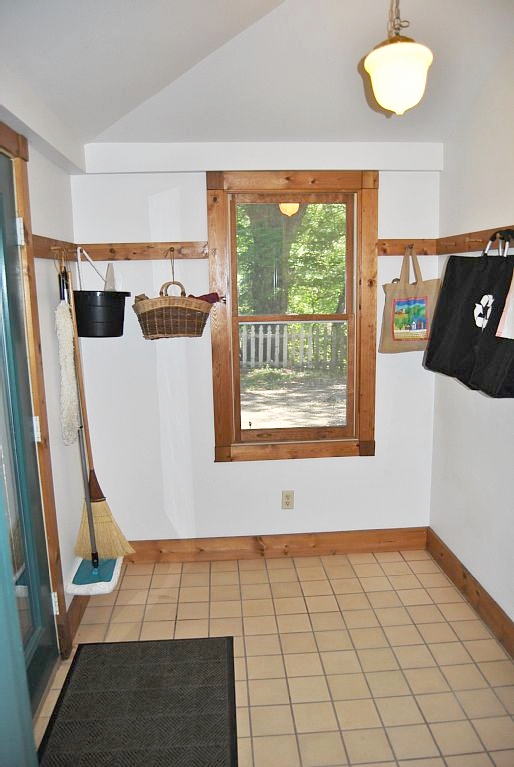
top-left (63, 268), bottom-right (99, 568)
top-left (77, 422), bottom-right (99, 569)
top-left (66, 269), bottom-right (95, 470)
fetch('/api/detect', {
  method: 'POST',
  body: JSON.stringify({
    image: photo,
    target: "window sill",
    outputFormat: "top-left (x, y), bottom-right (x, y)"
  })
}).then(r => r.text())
top-left (215, 439), bottom-right (375, 462)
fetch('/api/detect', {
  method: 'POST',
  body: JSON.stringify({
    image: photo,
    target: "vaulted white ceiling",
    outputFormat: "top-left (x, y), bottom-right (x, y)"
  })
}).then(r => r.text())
top-left (1, 0), bottom-right (513, 149)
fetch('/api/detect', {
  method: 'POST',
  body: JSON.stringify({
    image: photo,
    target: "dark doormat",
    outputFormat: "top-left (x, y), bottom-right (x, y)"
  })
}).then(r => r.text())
top-left (38, 636), bottom-right (237, 766)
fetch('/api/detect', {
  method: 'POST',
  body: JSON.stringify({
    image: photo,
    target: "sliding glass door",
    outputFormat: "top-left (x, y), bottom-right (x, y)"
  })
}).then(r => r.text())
top-left (0, 151), bottom-right (58, 714)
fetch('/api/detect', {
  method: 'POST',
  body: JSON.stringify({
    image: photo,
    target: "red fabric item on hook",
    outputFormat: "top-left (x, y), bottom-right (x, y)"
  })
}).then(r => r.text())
top-left (187, 292), bottom-right (221, 303)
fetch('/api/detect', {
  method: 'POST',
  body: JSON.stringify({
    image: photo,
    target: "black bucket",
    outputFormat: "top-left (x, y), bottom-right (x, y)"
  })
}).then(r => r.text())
top-left (74, 291), bottom-right (131, 338)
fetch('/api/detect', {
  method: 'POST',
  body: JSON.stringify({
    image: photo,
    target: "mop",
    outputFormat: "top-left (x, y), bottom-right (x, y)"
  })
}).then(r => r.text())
top-left (56, 266), bottom-right (133, 595)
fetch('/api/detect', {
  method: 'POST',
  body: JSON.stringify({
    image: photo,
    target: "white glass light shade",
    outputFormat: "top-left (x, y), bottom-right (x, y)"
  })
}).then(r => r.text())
top-left (364, 39), bottom-right (433, 115)
top-left (278, 202), bottom-right (300, 217)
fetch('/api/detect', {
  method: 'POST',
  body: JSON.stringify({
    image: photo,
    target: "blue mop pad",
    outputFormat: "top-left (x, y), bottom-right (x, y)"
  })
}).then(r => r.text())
top-left (67, 556), bottom-right (123, 596)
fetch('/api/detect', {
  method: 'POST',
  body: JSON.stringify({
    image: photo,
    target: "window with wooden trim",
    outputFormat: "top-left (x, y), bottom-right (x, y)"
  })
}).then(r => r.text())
top-left (207, 171), bottom-right (378, 462)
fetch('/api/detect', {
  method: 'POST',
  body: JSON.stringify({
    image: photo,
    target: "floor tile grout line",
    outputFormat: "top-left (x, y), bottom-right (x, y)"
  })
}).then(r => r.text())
top-left (35, 552), bottom-right (514, 765)
top-left (245, 557), bottom-right (298, 765)
top-left (253, 556), bottom-right (331, 766)
top-left (364, 585), bottom-right (489, 762)
top-left (321, 551), bottom-right (496, 763)
top-left (274, 560), bottom-right (332, 765)
top-left (315, 553), bottom-right (376, 766)
top-left (234, 556), bottom-right (502, 760)
top-left (377, 557), bottom-right (514, 762)
top-left (325, 556), bottom-right (439, 765)
top-left (237, 558), bottom-right (258, 767)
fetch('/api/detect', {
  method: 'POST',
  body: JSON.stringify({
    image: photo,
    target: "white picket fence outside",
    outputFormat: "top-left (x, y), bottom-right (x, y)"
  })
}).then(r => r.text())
top-left (239, 322), bottom-right (347, 371)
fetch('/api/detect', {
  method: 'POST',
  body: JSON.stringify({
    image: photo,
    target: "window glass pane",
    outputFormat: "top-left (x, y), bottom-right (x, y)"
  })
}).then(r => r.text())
top-left (239, 321), bottom-right (348, 429)
top-left (236, 203), bottom-right (347, 315)
top-left (0, 335), bottom-right (34, 645)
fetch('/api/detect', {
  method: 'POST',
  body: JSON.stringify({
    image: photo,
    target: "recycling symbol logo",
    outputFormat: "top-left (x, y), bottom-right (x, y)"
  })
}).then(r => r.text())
top-left (474, 294), bottom-right (494, 328)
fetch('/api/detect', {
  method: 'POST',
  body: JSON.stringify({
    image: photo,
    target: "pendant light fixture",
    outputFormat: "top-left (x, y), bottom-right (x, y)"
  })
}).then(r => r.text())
top-left (364, 0), bottom-right (433, 116)
top-left (278, 202), bottom-right (300, 217)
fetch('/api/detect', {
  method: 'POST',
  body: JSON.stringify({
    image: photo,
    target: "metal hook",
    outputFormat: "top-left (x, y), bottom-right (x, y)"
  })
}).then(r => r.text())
top-left (484, 230), bottom-right (514, 257)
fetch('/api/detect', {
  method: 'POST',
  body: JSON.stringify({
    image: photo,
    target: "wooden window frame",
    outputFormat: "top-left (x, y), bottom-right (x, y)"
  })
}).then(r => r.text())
top-left (207, 170), bottom-right (378, 462)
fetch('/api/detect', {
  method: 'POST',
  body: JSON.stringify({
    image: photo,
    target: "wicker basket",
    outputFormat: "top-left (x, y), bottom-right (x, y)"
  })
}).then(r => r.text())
top-left (132, 281), bottom-right (213, 339)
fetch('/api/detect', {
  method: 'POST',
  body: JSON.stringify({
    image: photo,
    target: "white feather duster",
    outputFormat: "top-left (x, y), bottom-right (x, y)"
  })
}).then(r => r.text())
top-left (55, 300), bottom-right (80, 444)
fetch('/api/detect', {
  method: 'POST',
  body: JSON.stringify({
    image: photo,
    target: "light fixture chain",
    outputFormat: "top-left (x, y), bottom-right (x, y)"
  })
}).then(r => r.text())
top-left (389, 0), bottom-right (410, 37)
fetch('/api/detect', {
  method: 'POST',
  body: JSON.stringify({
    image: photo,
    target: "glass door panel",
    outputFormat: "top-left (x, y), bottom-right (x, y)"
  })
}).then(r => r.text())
top-left (0, 373), bottom-right (35, 645)
top-left (0, 152), bottom-right (58, 712)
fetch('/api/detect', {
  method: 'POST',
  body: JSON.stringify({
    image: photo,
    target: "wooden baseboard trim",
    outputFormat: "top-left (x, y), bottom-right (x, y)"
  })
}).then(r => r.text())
top-left (87, 526), bottom-right (513, 659)
top-left (127, 527), bottom-right (428, 563)
top-left (427, 529), bottom-right (514, 658)
top-left (64, 595), bottom-right (89, 656)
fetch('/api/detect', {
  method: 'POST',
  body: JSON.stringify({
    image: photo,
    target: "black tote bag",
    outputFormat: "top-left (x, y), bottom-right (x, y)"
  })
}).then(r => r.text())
top-left (424, 233), bottom-right (514, 396)
top-left (467, 254), bottom-right (514, 397)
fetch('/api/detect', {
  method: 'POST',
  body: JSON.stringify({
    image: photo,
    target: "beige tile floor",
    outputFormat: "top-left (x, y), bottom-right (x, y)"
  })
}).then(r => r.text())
top-left (35, 550), bottom-right (514, 766)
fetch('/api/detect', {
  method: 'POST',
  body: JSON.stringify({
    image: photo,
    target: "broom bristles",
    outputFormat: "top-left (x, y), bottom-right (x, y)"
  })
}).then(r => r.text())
top-left (74, 499), bottom-right (135, 559)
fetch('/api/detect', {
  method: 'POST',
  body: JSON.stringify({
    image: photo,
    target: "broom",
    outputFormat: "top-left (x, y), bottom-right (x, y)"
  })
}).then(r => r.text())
top-left (65, 267), bottom-right (134, 591)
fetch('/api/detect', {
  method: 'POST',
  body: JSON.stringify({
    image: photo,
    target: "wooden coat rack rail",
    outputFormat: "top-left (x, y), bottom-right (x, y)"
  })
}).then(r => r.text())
top-left (378, 225), bottom-right (513, 256)
top-left (32, 237), bottom-right (208, 261)
top-left (33, 225), bottom-right (514, 262)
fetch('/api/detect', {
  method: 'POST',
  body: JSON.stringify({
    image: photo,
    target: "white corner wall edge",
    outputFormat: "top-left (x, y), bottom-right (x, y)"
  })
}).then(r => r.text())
top-left (84, 142), bottom-right (444, 174)
top-left (0, 64), bottom-right (85, 172)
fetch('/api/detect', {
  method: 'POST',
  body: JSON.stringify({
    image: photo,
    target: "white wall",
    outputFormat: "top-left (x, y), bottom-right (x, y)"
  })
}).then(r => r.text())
top-left (28, 127), bottom-right (514, 625)
top-left (27, 148), bottom-right (74, 241)
top-left (70, 158), bottom-right (439, 545)
top-left (83, 142), bottom-right (443, 174)
top-left (440, 48), bottom-right (514, 236)
top-left (0, 67), bottom-right (84, 172)
top-left (28, 147), bottom-right (84, 604)
top-left (434, 50), bottom-right (514, 619)
top-left (71, 172), bottom-right (206, 244)
top-left (431, 378), bottom-right (514, 616)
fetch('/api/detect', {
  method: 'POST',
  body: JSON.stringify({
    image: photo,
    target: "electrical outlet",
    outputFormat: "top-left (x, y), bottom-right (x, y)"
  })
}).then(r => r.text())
top-left (281, 490), bottom-right (294, 510)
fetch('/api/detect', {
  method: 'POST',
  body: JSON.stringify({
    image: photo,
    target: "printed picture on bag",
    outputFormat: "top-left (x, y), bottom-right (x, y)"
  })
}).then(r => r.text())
top-left (392, 296), bottom-right (429, 341)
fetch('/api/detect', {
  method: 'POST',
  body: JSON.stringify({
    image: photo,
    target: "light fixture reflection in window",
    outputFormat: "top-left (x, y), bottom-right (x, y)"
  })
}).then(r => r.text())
top-left (278, 202), bottom-right (300, 217)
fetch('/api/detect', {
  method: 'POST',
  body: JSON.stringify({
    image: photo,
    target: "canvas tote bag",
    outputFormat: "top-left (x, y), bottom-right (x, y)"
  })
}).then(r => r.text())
top-left (424, 231), bottom-right (514, 396)
top-left (379, 249), bottom-right (441, 353)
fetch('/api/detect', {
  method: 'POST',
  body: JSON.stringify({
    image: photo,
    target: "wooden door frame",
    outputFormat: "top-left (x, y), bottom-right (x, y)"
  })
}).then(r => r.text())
top-left (0, 121), bottom-right (73, 657)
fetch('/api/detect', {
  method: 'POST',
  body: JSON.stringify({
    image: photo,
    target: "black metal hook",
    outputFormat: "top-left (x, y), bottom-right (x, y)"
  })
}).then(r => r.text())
top-left (483, 229), bottom-right (513, 257)
top-left (488, 229), bottom-right (514, 243)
